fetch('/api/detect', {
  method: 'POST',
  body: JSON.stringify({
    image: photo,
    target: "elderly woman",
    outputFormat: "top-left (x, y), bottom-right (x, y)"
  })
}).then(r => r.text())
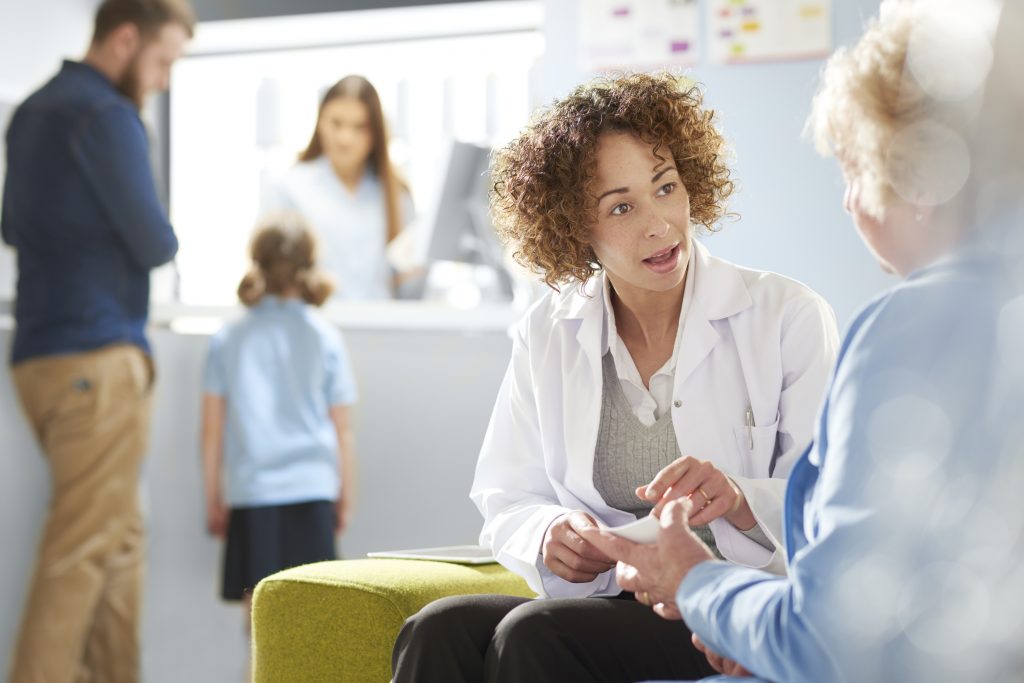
top-left (584, 3), bottom-right (1024, 682)
top-left (392, 73), bottom-right (838, 682)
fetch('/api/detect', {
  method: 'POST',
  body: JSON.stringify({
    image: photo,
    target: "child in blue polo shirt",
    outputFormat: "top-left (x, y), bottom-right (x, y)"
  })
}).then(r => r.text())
top-left (200, 212), bottom-right (358, 620)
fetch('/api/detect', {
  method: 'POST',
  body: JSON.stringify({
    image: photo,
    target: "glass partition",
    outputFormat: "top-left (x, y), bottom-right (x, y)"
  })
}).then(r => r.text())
top-left (165, 2), bottom-right (544, 310)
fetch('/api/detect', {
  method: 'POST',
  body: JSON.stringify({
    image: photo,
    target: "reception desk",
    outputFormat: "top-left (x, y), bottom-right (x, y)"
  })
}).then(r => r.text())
top-left (0, 300), bottom-right (519, 682)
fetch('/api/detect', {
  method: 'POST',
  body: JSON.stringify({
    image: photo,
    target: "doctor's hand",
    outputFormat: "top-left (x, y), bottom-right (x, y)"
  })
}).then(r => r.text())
top-left (581, 499), bottom-right (715, 620)
top-left (542, 511), bottom-right (617, 583)
top-left (637, 456), bottom-right (756, 530)
top-left (692, 633), bottom-right (753, 677)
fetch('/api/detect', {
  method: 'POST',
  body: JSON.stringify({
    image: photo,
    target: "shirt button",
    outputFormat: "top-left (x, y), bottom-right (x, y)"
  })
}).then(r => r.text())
top-left (673, 400), bottom-right (682, 408)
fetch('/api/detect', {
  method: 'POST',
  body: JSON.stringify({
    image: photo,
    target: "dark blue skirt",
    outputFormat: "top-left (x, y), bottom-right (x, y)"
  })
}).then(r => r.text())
top-left (222, 499), bottom-right (337, 601)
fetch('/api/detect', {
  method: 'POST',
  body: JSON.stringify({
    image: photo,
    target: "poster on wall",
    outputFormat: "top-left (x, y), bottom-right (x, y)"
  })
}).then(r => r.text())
top-left (580, 0), bottom-right (700, 72)
top-left (709, 0), bottom-right (831, 64)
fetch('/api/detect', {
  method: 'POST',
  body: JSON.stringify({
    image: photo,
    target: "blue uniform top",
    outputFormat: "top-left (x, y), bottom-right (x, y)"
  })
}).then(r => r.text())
top-left (204, 296), bottom-right (358, 507)
top-left (1, 61), bottom-right (178, 363)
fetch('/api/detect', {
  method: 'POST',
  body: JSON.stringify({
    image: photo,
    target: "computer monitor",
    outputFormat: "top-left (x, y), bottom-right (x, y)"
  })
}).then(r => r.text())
top-left (421, 140), bottom-right (515, 300)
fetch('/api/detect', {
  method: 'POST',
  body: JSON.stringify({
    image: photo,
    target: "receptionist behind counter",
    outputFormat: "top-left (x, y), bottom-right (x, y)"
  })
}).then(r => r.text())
top-left (261, 75), bottom-right (414, 300)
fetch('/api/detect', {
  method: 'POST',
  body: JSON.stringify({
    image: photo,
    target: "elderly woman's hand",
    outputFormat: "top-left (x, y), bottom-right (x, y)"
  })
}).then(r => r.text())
top-left (581, 499), bottom-right (715, 619)
top-left (637, 456), bottom-right (757, 530)
top-left (692, 633), bottom-right (753, 677)
top-left (542, 511), bottom-right (617, 583)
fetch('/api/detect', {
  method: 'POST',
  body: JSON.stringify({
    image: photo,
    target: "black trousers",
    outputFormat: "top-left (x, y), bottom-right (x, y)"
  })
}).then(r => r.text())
top-left (392, 593), bottom-right (717, 683)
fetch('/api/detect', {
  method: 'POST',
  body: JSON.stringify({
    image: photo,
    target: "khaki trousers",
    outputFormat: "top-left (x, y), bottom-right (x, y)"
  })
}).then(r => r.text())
top-left (8, 345), bottom-right (154, 683)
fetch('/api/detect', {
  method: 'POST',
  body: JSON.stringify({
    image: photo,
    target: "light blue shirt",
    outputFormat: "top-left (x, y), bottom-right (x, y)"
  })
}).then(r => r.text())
top-left (674, 246), bottom-right (1024, 683)
top-left (261, 158), bottom-right (413, 301)
top-left (204, 296), bottom-right (358, 507)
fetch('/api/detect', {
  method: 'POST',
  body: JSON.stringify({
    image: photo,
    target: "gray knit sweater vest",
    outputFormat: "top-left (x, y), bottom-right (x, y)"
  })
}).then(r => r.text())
top-left (592, 351), bottom-right (721, 558)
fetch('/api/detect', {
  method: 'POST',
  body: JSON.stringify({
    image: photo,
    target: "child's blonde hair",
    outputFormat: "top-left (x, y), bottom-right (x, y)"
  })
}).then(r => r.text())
top-left (238, 212), bottom-right (334, 307)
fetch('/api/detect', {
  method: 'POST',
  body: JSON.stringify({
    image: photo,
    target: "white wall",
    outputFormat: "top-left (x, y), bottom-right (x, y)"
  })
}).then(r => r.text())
top-left (0, 1), bottom-right (95, 98)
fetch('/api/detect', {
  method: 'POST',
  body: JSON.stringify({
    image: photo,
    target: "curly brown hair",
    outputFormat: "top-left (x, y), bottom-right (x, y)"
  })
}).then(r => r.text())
top-left (238, 212), bottom-right (334, 307)
top-left (491, 72), bottom-right (735, 288)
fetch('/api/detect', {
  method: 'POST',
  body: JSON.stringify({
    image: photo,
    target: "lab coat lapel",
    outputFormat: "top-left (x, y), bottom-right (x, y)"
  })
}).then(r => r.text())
top-left (553, 276), bottom-right (607, 508)
top-left (674, 240), bottom-right (753, 392)
top-left (674, 316), bottom-right (720, 390)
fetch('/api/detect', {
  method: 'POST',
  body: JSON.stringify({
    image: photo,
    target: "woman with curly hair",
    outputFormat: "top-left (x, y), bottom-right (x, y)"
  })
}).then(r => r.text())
top-left (391, 72), bottom-right (838, 682)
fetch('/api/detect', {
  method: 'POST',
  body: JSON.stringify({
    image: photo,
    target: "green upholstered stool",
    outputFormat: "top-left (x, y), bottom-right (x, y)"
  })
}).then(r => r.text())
top-left (252, 558), bottom-right (535, 682)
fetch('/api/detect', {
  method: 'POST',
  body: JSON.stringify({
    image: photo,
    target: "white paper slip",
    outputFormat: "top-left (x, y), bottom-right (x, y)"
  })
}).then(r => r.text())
top-left (366, 544), bottom-right (496, 565)
top-left (601, 515), bottom-right (660, 544)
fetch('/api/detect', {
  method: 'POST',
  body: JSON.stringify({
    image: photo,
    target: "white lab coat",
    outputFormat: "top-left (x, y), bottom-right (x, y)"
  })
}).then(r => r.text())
top-left (470, 239), bottom-right (839, 598)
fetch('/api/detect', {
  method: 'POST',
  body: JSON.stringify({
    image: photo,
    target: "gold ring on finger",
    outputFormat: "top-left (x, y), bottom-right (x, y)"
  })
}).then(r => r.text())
top-left (697, 487), bottom-right (712, 508)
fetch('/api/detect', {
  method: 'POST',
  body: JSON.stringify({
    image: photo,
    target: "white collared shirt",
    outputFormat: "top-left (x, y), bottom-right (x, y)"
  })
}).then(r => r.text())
top-left (261, 157), bottom-right (413, 301)
top-left (602, 242), bottom-right (696, 426)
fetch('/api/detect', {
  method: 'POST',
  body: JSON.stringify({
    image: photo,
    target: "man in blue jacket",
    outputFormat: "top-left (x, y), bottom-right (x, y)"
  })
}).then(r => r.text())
top-left (1, 1), bottom-right (193, 680)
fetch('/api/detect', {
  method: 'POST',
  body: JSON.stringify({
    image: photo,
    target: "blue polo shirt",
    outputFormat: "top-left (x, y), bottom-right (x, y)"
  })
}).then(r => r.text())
top-left (203, 296), bottom-right (358, 507)
top-left (1, 60), bottom-right (178, 364)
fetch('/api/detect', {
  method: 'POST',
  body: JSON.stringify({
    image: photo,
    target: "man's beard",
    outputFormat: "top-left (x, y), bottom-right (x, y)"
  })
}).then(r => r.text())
top-left (115, 55), bottom-right (144, 110)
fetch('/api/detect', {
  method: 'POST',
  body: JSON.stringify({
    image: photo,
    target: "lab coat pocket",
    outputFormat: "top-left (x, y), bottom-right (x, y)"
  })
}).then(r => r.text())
top-left (732, 411), bottom-right (780, 477)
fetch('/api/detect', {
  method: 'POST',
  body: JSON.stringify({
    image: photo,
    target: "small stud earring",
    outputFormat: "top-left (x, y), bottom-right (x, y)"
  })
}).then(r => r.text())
top-left (914, 212), bottom-right (924, 223)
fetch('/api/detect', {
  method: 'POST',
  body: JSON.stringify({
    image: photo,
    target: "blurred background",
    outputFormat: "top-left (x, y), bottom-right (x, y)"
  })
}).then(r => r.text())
top-left (0, 0), bottom-right (893, 679)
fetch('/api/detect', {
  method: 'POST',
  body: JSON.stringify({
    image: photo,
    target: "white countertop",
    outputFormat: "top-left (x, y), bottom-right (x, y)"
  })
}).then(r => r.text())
top-left (0, 298), bottom-right (526, 335)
